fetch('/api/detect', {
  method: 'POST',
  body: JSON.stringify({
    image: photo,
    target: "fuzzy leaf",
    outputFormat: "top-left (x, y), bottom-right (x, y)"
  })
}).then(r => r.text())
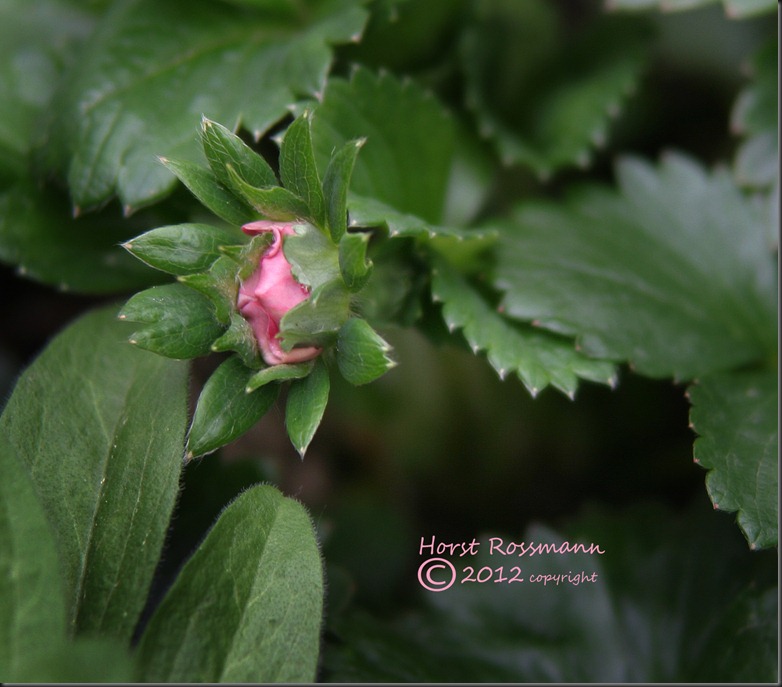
top-left (286, 358), bottom-right (330, 457)
top-left (246, 361), bottom-right (315, 392)
top-left (123, 223), bottom-right (246, 276)
top-left (336, 318), bottom-right (396, 385)
top-left (161, 157), bottom-right (255, 226)
top-left (0, 307), bottom-right (188, 639)
top-left (200, 117), bottom-right (278, 190)
top-left (284, 221), bottom-right (341, 289)
top-left (279, 111), bottom-right (325, 226)
top-left (432, 260), bottom-right (616, 397)
top-left (323, 137), bottom-right (365, 241)
top-left (178, 255), bottom-right (239, 324)
top-left (279, 279), bottom-right (351, 350)
top-left (186, 356), bottom-right (278, 459)
top-left (689, 370), bottom-right (778, 548)
top-left (0, 182), bottom-right (158, 294)
top-left (49, 0), bottom-right (368, 210)
top-left (311, 67), bottom-right (455, 224)
top-left (494, 153), bottom-right (778, 380)
top-left (339, 230), bottom-right (374, 291)
top-left (461, 1), bottom-right (647, 176)
top-left (210, 312), bottom-right (262, 368)
top-left (136, 484), bottom-right (324, 682)
top-left (0, 428), bottom-right (66, 680)
top-left (226, 165), bottom-right (312, 220)
top-left (226, 231), bottom-right (275, 280)
top-left (120, 283), bottom-right (226, 359)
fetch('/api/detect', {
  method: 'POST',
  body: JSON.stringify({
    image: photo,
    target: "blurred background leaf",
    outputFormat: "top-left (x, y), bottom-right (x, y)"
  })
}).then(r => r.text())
top-left (322, 500), bottom-right (777, 682)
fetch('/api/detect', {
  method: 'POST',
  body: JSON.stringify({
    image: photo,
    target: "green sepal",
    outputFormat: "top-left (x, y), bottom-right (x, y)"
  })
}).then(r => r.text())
top-left (336, 317), bottom-right (396, 385)
top-left (279, 279), bottom-right (351, 350)
top-left (200, 117), bottom-right (278, 191)
top-left (226, 165), bottom-right (311, 220)
top-left (177, 256), bottom-right (238, 325)
top-left (160, 157), bottom-right (255, 226)
top-left (210, 312), bottom-right (262, 369)
top-left (119, 283), bottom-right (225, 359)
top-left (284, 222), bottom-right (341, 289)
top-left (122, 223), bottom-right (246, 276)
top-left (186, 356), bottom-right (278, 459)
top-left (246, 361), bottom-right (316, 392)
top-left (323, 137), bottom-right (365, 241)
top-left (285, 358), bottom-right (330, 457)
top-left (279, 111), bottom-right (325, 228)
top-left (338, 231), bottom-right (374, 292)
top-left (220, 233), bottom-right (274, 280)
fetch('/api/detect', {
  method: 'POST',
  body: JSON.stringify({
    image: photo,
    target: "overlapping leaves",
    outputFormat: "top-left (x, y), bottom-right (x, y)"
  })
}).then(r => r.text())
top-left (121, 111), bottom-right (395, 457)
top-left (0, 309), bottom-right (325, 682)
top-left (492, 152), bottom-right (778, 546)
top-left (494, 152), bottom-right (777, 380)
top-left (460, 0), bottom-right (648, 177)
top-left (45, 0), bottom-right (368, 212)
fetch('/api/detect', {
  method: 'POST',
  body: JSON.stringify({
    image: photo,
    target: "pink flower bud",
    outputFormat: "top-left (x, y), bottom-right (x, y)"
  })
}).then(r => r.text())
top-left (237, 221), bottom-right (321, 366)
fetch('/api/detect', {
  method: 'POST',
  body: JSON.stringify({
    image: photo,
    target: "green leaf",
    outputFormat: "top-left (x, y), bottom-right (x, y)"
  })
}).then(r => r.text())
top-left (226, 165), bottom-right (312, 220)
top-left (225, 231), bottom-right (275, 280)
top-left (336, 317), bottom-right (396, 385)
top-left (494, 153), bottom-right (778, 380)
top-left (324, 502), bottom-right (777, 682)
top-left (348, 193), bottom-right (497, 247)
top-left (246, 360), bottom-right (315, 392)
top-left (120, 283), bottom-right (226, 359)
top-left (0, 0), bottom-right (93, 179)
top-left (461, 1), bottom-right (648, 176)
top-left (311, 67), bottom-right (455, 224)
top-left (0, 307), bottom-right (188, 639)
top-left (0, 429), bottom-right (66, 680)
top-left (123, 223), bottom-right (246, 275)
top-left (200, 117), bottom-right (278, 190)
top-left (279, 279), bottom-right (351, 350)
top-left (279, 111), bottom-right (326, 226)
top-left (323, 137), bottom-right (365, 241)
top-left (210, 312), bottom-right (262, 368)
top-left (0, 181), bottom-right (159, 294)
top-left (286, 358), bottom-right (330, 457)
top-left (339, 230), bottom-right (374, 291)
top-left (49, 0), bottom-right (368, 210)
top-left (689, 370), bottom-right (778, 548)
top-left (178, 255), bottom-right (240, 324)
top-left (284, 221), bottom-right (341, 289)
top-left (432, 260), bottom-right (616, 397)
top-left (136, 484), bottom-right (324, 683)
top-left (186, 356), bottom-right (278, 459)
top-left (161, 157), bottom-right (256, 226)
